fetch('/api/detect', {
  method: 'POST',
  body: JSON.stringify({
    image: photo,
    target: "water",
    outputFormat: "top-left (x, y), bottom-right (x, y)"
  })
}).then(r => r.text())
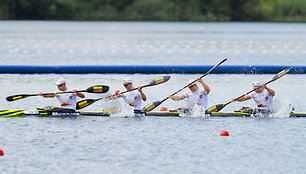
top-left (1, 21), bottom-right (306, 174)
top-left (1, 21), bottom-right (306, 65)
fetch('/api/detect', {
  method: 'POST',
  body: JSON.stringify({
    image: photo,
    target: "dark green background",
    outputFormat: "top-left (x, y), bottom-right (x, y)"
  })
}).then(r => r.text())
top-left (1, 0), bottom-right (306, 21)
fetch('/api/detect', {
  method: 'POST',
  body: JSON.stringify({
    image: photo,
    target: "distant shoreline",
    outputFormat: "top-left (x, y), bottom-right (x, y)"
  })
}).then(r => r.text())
top-left (1, 0), bottom-right (306, 22)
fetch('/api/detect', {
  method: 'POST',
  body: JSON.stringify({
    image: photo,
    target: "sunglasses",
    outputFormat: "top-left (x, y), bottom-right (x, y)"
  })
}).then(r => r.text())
top-left (57, 83), bottom-right (65, 87)
top-left (123, 83), bottom-right (131, 87)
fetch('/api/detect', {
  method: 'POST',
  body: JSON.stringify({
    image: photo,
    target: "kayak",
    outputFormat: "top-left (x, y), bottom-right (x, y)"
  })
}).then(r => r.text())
top-left (0, 109), bottom-right (110, 117)
top-left (146, 111), bottom-right (306, 117)
top-left (1, 109), bottom-right (305, 117)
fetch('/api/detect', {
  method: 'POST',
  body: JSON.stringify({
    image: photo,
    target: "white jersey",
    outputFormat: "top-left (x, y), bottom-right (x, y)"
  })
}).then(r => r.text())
top-left (55, 89), bottom-right (77, 110)
top-left (121, 90), bottom-right (142, 110)
top-left (249, 89), bottom-right (273, 111)
top-left (183, 88), bottom-right (208, 109)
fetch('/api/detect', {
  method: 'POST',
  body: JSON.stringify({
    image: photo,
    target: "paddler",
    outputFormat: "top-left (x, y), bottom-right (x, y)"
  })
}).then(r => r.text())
top-left (231, 81), bottom-right (275, 113)
top-left (38, 78), bottom-right (85, 110)
top-left (168, 76), bottom-right (210, 111)
top-left (115, 77), bottom-right (147, 113)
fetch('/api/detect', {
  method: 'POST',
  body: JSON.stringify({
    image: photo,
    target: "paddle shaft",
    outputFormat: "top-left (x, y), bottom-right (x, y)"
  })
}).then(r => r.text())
top-left (161, 58), bottom-right (227, 103)
top-left (6, 85), bottom-right (110, 102)
top-left (76, 76), bottom-right (171, 109)
top-left (142, 58), bottom-right (227, 112)
top-left (43, 90), bottom-right (87, 95)
top-left (88, 84), bottom-right (154, 102)
top-left (76, 88), bottom-right (143, 110)
top-left (8, 90), bottom-right (88, 98)
top-left (217, 67), bottom-right (292, 109)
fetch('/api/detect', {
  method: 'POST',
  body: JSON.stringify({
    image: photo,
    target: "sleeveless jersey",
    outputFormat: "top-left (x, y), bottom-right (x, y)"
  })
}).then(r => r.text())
top-left (121, 90), bottom-right (142, 110)
top-left (183, 88), bottom-right (208, 109)
top-left (55, 89), bottom-right (77, 110)
top-left (249, 89), bottom-right (273, 111)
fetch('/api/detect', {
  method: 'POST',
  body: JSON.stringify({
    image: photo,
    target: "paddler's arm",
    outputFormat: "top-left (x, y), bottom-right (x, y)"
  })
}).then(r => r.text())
top-left (231, 95), bottom-right (251, 102)
top-left (168, 94), bottom-right (185, 101)
top-left (138, 86), bottom-right (147, 101)
top-left (73, 89), bottom-right (85, 98)
top-left (38, 92), bottom-right (55, 98)
top-left (197, 77), bottom-right (210, 94)
top-left (262, 83), bottom-right (275, 96)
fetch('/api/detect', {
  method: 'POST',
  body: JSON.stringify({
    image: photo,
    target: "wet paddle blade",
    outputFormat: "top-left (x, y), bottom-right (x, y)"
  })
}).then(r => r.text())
top-left (76, 99), bottom-right (97, 110)
top-left (142, 101), bottom-right (162, 112)
top-left (148, 76), bottom-right (171, 86)
top-left (206, 104), bottom-right (226, 114)
top-left (6, 94), bottom-right (37, 102)
top-left (86, 85), bottom-right (109, 93)
top-left (271, 67), bottom-right (292, 82)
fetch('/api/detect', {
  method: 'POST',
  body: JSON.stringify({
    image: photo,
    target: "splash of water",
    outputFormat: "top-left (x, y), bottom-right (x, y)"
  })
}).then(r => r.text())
top-left (185, 103), bottom-right (207, 118)
top-left (270, 97), bottom-right (292, 118)
top-left (100, 98), bottom-right (135, 118)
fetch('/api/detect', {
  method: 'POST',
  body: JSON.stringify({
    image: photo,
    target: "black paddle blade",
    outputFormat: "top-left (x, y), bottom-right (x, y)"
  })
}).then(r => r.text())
top-left (6, 94), bottom-right (36, 102)
top-left (148, 76), bottom-right (171, 86)
top-left (86, 85), bottom-right (109, 93)
top-left (142, 101), bottom-right (162, 112)
top-left (76, 99), bottom-right (97, 110)
top-left (206, 104), bottom-right (225, 114)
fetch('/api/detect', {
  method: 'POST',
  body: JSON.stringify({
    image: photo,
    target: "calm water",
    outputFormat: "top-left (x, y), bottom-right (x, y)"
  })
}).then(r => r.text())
top-left (1, 21), bottom-right (306, 174)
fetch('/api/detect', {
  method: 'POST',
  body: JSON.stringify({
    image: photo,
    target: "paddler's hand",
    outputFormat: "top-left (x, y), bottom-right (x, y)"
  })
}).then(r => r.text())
top-left (262, 83), bottom-right (267, 89)
top-left (196, 76), bottom-right (203, 83)
top-left (137, 86), bottom-right (143, 92)
top-left (38, 92), bottom-right (43, 96)
top-left (231, 98), bottom-right (236, 102)
top-left (73, 89), bottom-right (85, 98)
top-left (168, 95), bottom-right (174, 100)
top-left (112, 90), bottom-right (121, 99)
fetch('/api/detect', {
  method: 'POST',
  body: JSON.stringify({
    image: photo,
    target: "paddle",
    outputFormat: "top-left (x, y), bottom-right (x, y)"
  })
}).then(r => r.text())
top-left (6, 85), bottom-right (110, 102)
top-left (141, 58), bottom-right (227, 112)
top-left (206, 67), bottom-right (292, 113)
top-left (76, 76), bottom-right (171, 110)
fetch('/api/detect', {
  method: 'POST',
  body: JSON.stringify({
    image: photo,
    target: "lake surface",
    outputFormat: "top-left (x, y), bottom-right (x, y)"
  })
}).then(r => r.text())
top-left (1, 21), bottom-right (306, 174)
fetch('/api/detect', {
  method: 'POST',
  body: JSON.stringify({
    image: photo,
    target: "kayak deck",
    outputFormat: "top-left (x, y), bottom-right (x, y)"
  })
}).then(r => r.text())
top-left (1, 109), bottom-right (306, 117)
top-left (0, 109), bottom-right (110, 117)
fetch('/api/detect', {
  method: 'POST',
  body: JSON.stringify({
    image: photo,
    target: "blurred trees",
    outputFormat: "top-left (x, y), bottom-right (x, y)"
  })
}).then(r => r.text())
top-left (0, 0), bottom-right (305, 21)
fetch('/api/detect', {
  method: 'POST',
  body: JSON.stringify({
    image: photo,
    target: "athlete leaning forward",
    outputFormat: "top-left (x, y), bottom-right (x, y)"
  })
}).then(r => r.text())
top-left (168, 76), bottom-right (210, 115)
top-left (113, 77), bottom-right (147, 116)
top-left (38, 78), bottom-right (85, 112)
top-left (231, 81), bottom-right (275, 114)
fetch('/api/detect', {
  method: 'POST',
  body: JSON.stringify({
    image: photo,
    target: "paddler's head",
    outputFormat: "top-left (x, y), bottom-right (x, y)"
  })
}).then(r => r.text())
top-left (123, 77), bottom-right (133, 90)
top-left (55, 78), bottom-right (67, 91)
top-left (188, 79), bottom-right (198, 92)
top-left (253, 81), bottom-right (263, 93)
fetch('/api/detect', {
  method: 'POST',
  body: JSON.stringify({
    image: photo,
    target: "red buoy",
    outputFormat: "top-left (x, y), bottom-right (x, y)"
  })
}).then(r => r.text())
top-left (220, 130), bottom-right (229, 136)
top-left (0, 148), bottom-right (4, 156)
top-left (160, 107), bottom-right (168, 111)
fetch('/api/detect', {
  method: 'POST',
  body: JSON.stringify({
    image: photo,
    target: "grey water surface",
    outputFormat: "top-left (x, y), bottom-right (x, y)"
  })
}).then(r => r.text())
top-left (1, 21), bottom-right (306, 174)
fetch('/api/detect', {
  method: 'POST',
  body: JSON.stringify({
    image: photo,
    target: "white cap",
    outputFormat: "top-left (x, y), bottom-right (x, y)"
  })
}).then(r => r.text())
top-left (123, 77), bottom-right (132, 83)
top-left (55, 78), bottom-right (66, 85)
top-left (253, 81), bottom-right (261, 87)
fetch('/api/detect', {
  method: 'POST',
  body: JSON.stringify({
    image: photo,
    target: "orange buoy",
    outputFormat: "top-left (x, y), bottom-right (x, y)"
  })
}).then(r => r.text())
top-left (220, 130), bottom-right (229, 136)
top-left (160, 107), bottom-right (168, 111)
top-left (0, 148), bottom-right (4, 156)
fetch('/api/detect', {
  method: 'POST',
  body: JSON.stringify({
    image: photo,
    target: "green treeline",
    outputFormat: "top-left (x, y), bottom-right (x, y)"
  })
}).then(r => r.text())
top-left (0, 0), bottom-right (306, 21)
